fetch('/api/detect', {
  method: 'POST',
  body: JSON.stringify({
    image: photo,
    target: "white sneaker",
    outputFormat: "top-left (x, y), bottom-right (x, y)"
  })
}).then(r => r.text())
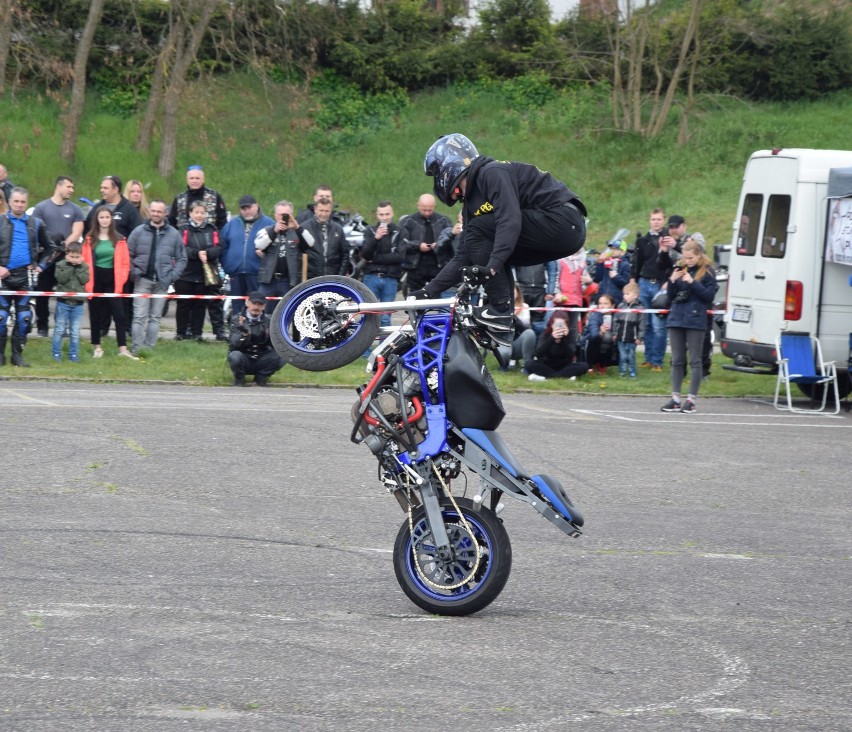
top-left (118, 351), bottom-right (140, 361)
top-left (528, 373), bottom-right (547, 382)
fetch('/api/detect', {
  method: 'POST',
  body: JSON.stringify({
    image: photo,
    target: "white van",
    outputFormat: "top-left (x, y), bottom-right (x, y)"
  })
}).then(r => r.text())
top-left (720, 148), bottom-right (852, 397)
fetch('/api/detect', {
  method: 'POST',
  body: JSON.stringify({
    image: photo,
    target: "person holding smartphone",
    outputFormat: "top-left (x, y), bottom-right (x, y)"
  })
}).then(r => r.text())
top-left (660, 241), bottom-right (717, 414)
top-left (526, 309), bottom-right (589, 382)
top-left (361, 201), bottom-right (403, 327)
top-left (255, 200), bottom-right (310, 313)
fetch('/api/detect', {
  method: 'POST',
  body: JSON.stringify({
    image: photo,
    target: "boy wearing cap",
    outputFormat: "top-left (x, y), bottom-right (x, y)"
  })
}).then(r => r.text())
top-left (219, 195), bottom-right (274, 316)
top-left (227, 291), bottom-right (285, 386)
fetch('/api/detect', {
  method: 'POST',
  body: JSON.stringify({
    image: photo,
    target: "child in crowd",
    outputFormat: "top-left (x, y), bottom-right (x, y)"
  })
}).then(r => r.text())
top-left (613, 282), bottom-right (644, 378)
top-left (580, 293), bottom-right (618, 375)
top-left (52, 241), bottom-right (90, 362)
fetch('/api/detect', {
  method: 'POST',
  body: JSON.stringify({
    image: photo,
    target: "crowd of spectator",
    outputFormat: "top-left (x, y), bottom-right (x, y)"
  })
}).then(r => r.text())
top-left (0, 163), bottom-right (717, 401)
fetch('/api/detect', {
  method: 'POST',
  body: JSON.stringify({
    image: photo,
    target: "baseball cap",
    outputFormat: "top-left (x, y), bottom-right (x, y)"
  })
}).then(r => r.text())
top-left (247, 291), bottom-right (266, 304)
top-left (667, 214), bottom-right (685, 227)
top-left (689, 232), bottom-right (707, 249)
top-left (239, 194), bottom-right (257, 207)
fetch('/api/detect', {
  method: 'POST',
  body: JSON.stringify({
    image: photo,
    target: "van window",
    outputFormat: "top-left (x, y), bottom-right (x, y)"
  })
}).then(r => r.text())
top-left (737, 194), bottom-right (762, 255)
top-left (761, 195), bottom-right (791, 259)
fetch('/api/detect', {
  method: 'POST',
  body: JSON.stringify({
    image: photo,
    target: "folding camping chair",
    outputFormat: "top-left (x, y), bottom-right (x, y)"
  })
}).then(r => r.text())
top-left (773, 333), bottom-right (840, 415)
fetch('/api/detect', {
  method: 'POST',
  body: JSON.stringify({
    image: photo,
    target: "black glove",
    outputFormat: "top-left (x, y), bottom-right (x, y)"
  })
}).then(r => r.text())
top-left (460, 265), bottom-right (492, 287)
top-left (407, 289), bottom-right (430, 300)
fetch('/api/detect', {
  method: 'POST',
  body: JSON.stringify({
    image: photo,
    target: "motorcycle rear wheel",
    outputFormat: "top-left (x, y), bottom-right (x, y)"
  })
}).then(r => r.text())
top-left (393, 497), bottom-right (512, 616)
top-left (270, 276), bottom-right (381, 371)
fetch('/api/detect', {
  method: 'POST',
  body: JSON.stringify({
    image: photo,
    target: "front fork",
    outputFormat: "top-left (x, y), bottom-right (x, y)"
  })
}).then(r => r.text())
top-left (410, 460), bottom-right (454, 562)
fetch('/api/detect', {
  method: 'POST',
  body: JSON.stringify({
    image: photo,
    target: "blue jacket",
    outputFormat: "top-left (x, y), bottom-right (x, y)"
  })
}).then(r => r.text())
top-left (593, 256), bottom-right (630, 300)
top-left (666, 267), bottom-right (717, 330)
top-left (219, 214), bottom-right (274, 275)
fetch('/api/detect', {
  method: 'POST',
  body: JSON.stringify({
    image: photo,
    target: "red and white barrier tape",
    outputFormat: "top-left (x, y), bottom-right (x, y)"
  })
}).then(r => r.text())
top-left (0, 290), bottom-right (724, 315)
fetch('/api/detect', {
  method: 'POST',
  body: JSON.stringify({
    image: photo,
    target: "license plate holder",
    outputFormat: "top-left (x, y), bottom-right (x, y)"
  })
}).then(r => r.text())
top-left (731, 307), bottom-right (751, 323)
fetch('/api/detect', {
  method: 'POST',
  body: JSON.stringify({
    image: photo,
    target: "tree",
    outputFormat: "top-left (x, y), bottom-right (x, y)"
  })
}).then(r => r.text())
top-left (0, 0), bottom-right (12, 94)
top-left (60, 0), bottom-right (105, 163)
top-left (607, 0), bottom-right (704, 138)
top-left (137, 0), bottom-right (221, 176)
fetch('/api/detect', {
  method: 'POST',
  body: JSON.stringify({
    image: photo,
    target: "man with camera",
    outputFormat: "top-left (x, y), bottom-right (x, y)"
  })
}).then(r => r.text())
top-left (629, 208), bottom-right (683, 371)
top-left (227, 291), bottom-right (285, 387)
top-left (255, 200), bottom-right (310, 312)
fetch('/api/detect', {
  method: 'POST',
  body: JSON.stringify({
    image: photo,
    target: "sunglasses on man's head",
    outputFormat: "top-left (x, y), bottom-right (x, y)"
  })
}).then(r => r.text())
top-left (187, 165), bottom-right (203, 171)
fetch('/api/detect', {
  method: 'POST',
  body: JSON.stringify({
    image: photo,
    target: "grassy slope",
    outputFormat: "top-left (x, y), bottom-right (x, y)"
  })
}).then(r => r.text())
top-left (2, 77), bottom-right (850, 246)
top-left (1, 79), bottom-right (850, 393)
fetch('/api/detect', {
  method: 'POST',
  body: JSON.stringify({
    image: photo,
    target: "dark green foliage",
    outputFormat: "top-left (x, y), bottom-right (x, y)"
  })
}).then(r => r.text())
top-left (6, 0), bottom-right (852, 110)
top-left (718, 4), bottom-right (852, 101)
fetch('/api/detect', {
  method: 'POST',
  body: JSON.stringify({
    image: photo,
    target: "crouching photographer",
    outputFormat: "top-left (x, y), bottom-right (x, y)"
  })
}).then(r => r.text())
top-left (227, 291), bottom-right (285, 387)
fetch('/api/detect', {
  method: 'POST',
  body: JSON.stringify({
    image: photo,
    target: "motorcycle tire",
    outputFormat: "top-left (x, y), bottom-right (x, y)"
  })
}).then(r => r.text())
top-left (393, 497), bottom-right (512, 616)
top-left (270, 276), bottom-right (380, 372)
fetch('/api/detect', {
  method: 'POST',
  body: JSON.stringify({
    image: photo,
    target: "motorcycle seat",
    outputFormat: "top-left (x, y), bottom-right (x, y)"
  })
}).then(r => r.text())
top-left (461, 428), bottom-right (529, 479)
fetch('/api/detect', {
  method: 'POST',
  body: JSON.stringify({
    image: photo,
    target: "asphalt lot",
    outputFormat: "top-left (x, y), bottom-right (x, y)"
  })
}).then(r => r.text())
top-left (1, 383), bottom-right (850, 731)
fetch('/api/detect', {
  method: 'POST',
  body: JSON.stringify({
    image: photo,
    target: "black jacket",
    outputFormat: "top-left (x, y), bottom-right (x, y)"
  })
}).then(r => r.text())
top-left (255, 224), bottom-right (310, 288)
top-left (631, 232), bottom-right (680, 282)
top-left (533, 331), bottom-right (578, 369)
top-left (360, 222), bottom-right (403, 278)
top-left (0, 213), bottom-right (52, 269)
top-left (177, 222), bottom-right (221, 285)
top-left (299, 217), bottom-right (348, 278)
top-left (398, 211), bottom-right (452, 273)
top-left (461, 156), bottom-right (586, 272)
top-left (228, 311), bottom-right (274, 357)
top-left (85, 196), bottom-right (142, 239)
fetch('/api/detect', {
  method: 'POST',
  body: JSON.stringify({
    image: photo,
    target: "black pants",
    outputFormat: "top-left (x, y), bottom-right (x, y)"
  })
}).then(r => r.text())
top-left (584, 335), bottom-right (618, 369)
top-left (89, 267), bottom-right (128, 348)
top-left (430, 203), bottom-right (586, 305)
top-left (227, 349), bottom-right (285, 379)
top-left (35, 266), bottom-right (56, 330)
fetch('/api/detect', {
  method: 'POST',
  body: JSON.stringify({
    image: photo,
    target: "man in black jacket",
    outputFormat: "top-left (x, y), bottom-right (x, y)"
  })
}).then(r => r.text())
top-left (84, 175), bottom-right (142, 238)
top-left (420, 133), bottom-right (587, 344)
top-left (629, 208), bottom-right (681, 370)
top-left (227, 291), bottom-right (285, 386)
top-left (297, 198), bottom-right (347, 279)
top-left (361, 200), bottom-right (403, 326)
top-left (398, 194), bottom-right (452, 294)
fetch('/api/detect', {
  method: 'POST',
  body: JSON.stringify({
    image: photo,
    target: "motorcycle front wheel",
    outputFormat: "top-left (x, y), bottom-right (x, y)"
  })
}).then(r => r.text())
top-left (393, 497), bottom-right (512, 616)
top-left (270, 276), bottom-right (381, 371)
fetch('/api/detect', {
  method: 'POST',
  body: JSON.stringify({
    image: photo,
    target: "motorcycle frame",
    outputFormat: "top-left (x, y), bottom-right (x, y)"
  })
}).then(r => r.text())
top-left (345, 293), bottom-right (582, 540)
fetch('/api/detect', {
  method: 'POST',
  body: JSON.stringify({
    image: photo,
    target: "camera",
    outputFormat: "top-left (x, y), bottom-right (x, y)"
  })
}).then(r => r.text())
top-left (674, 289), bottom-right (691, 303)
top-left (658, 226), bottom-right (670, 238)
top-left (674, 260), bottom-right (687, 270)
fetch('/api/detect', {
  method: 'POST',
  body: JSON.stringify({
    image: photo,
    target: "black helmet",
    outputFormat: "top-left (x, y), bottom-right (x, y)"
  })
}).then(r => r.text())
top-left (424, 133), bottom-right (479, 206)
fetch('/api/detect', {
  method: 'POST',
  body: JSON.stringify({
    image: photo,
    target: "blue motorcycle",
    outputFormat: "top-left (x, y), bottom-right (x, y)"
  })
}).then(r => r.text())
top-left (270, 276), bottom-right (584, 616)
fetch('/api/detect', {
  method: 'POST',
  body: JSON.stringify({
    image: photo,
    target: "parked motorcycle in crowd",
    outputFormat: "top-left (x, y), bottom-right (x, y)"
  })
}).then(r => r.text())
top-left (336, 210), bottom-right (367, 280)
top-left (270, 276), bottom-right (584, 616)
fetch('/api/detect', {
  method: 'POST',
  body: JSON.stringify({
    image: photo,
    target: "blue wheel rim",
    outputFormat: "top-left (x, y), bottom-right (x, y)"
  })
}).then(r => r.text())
top-left (277, 281), bottom-right (369, 354)
top-left (404, 509), bottom-right (494, 603)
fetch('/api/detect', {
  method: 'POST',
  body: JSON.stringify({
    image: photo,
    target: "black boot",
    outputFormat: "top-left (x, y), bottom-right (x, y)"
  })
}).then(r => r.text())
top-left (0, 333), bottom-right (6, 366)
top-left (11, 333), bottom-right (30, 368)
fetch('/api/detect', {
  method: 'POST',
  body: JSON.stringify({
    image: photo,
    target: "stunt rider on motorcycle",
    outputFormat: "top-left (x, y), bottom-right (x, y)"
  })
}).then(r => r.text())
top-left (416, 133), bottom-right (588, 345)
